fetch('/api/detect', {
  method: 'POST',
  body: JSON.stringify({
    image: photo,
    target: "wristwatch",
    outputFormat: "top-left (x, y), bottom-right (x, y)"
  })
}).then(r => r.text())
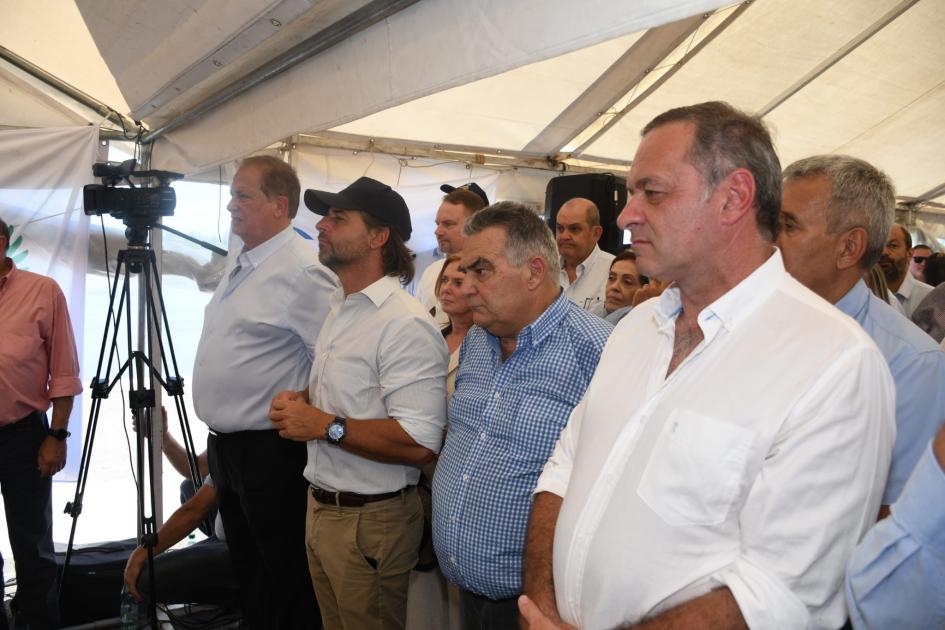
top-left (48, 428), bottom-right (71, 441)
top-left (325, 416), bottom-right (347, 444)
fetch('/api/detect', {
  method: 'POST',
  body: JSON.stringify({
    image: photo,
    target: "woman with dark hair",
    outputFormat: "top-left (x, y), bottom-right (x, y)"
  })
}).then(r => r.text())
top-left (599, 250), bottom-right (647, 324)
top-left (435, 254), bottom-right (473, 396)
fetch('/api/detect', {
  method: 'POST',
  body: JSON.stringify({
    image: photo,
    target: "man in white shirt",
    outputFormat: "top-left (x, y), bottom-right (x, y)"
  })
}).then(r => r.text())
top-left (880, 223), bottom-right (933, 317)
top-left (555, 197), bottom-right (614, 313)
top-left (415, 183), bottom-right (488, 320)
top-left (192, 156), bottom-right (338, 629)
top-left (520, 102), bottom-right (895, 630)
top-left (269, 176), bottom-right (448, 630)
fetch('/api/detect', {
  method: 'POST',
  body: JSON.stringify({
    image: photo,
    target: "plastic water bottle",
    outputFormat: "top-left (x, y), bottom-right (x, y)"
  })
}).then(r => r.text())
top-left (119, 585), bottom-right (149, 629)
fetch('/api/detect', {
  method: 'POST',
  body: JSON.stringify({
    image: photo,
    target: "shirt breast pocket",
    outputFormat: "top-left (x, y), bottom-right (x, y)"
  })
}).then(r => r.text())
top-left (0, 330), bottom-right (44, 364)
top-left (637, 409), bottom-right (753, 527)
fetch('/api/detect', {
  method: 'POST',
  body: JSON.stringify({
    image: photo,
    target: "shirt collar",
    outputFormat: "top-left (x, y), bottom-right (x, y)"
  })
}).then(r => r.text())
top-left (241, 225), bottom-right (295, 270)
top-left (356, 274), bottom-right (401, 308)
top-left (836, 279), bottom-right (871, 321)
top-left (561, 244), bottom-right (603, 276)
top-left (653, 248), bottom-right (783, 335)
top-left (487, 289), bottom-right (569, 353)
top-left (897, 271), bottom-right (917, 299)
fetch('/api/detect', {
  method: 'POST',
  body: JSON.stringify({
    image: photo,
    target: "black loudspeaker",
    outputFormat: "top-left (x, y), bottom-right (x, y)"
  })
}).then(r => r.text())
top-left (56, 537), bottom-right (239, 626)
top-left (56, 539), bottom-right (136, 626)
top-left (544, 173), bottom-right (627, 255)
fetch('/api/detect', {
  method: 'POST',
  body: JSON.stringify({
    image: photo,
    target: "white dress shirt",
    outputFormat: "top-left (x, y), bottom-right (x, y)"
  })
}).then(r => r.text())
top-left (895, 272), bottom-right (933, 318)
top-left (193, 226), bottom-right (339, 432)
top-left (304, 275), bottom-right (449, 495)
top-left (559, 245), bottom-right (614, 312)
top-left (415, 257), bottom-right (450, 327)
top-left (536, 251), bottom-right (895, 630)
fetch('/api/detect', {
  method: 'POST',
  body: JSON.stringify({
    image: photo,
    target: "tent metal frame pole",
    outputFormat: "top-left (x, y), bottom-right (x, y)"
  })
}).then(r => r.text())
top-left (916, 181), bottom-right (945, 204)
top-left (140, 0), bottom-right (419, 145)
top-left (0, 45), bottom-right (138, 132)
top-left (756, 0), bottom-right (919, 117)
top-left (570, 0), bottom-right (751, 158)
top-left (294, 132), bottom-right (631, 175)
top-left (523, 12), bottom-right (709, 156)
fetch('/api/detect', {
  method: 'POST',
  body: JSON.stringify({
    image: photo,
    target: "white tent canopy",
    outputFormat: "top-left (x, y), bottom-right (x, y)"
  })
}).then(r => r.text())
top-left (1, 0), bottom-right (943, 209)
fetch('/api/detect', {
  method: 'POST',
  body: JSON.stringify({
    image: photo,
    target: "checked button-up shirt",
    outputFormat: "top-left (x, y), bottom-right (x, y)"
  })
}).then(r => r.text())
top-left (432, 291), bottom-right (611, 599)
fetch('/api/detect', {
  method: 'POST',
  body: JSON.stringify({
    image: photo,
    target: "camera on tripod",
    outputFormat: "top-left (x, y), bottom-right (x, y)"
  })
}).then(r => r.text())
top-left (83, 159), bottom-right (182, 235)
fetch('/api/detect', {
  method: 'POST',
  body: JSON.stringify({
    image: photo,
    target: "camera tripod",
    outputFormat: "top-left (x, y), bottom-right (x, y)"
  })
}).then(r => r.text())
top-left (60, 223), bottom-right (205, 627)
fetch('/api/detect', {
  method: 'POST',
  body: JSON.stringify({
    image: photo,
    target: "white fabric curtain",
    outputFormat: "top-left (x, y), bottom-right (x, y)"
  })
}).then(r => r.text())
top-left (0, 125), bottom-right (95, 479)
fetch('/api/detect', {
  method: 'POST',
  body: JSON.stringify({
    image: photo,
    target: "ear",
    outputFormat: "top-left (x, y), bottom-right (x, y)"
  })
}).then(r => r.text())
top-left (717, 168), bottom-right (756, 227)
top-left (367, 225), bottom-right (391, 250)
top-left (836, 227), bottom-right (868, 271)
top-left (591, 225), bottom-right (603, 241)
top-left (272, 194), bottom-right (290, 219)
top-left (525, 255), bottom-right (549, 290)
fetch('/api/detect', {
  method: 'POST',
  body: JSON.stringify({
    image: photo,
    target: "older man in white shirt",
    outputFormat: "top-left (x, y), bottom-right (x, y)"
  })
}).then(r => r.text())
top-left (555, 197), bottom-right (615, 313)
top-left (193, 155), bottom-right (338, 629)
top-left (520, 102), bottom-right (895, 630)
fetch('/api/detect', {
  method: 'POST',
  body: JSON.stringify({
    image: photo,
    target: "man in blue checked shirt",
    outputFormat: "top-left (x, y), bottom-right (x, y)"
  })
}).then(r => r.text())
top-left (432, 202), bottom-right (612, 630)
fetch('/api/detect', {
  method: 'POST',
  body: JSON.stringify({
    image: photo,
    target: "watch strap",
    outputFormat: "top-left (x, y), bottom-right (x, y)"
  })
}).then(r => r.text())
top-left (48, 428), bottom-right (71, 441)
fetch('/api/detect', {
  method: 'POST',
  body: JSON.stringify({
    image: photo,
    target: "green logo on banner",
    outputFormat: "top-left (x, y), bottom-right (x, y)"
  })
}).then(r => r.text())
top-left (6, 224), bottom-right (29, 269)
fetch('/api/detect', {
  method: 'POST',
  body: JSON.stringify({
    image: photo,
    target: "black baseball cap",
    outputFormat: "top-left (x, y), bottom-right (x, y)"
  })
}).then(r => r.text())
top-left (440, 182), bottom-right (489, 207)
top-left (304, 177), bottom-right (412, 241)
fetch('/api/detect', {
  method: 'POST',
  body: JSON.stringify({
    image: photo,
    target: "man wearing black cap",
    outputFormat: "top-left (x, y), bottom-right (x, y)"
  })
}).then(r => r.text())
top-left (269, 176), bottom-right (449, 630)
top-left (415, 183), bottom-right (489, 321)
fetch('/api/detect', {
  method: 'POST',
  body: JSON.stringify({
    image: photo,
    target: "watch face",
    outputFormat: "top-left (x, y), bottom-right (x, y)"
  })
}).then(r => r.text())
top-left (328, 422), bottom-right (345, 441)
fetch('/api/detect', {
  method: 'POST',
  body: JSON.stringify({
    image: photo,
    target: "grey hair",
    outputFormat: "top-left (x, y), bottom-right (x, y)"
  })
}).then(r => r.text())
top-left (464, 201), bottom-right (562, 278)
top-left (783, 155), bottom-right (896, 269)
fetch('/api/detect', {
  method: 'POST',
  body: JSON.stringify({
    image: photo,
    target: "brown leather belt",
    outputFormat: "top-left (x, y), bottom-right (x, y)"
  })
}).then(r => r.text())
top-left (310, 485), bottom-right (414, 508)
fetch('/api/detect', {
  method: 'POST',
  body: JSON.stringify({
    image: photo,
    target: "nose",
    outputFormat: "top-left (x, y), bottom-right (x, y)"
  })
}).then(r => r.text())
top-left (460, 273), bottom-right (476, 297)
top-left (616, 195), bottom-right (642, 231)
top-left (315, 216), bottom-right (329, 233)
top-left (226, 195), bottom-right (238, 213)
top-left (434, 225), bottom-right (445, 237)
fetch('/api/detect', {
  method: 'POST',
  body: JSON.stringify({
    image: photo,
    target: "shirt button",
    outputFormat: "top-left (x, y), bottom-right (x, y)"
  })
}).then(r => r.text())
top-left (462, 474), bottom-right (470, 481)
top-left (450, 556), bottom-right (457, 564)
top-left (480, 432), bottom-right (487, 440)
top-left (493, 392), bottom-right (500, 400)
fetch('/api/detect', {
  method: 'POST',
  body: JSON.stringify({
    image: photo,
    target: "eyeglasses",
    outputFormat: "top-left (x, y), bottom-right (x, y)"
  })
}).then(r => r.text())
top-left (913, 256), bottom-right (929, 263)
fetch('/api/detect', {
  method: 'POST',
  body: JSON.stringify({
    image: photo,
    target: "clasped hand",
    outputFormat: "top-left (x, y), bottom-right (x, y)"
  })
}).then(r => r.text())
top-left (268, 390), bottom-right (327, 441)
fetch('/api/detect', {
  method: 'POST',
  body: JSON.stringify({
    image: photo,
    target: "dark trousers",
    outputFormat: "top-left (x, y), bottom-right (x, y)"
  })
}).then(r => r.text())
top-left (208, 429), bottom-right (319, 629)
top-left (459, 588), bottom-right (519, 630)
top-left (0, 412), bottom-right (59, 630)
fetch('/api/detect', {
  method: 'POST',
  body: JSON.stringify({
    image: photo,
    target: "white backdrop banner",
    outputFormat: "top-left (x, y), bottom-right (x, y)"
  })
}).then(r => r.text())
top-left (0, 125), bottom-right (95, 480)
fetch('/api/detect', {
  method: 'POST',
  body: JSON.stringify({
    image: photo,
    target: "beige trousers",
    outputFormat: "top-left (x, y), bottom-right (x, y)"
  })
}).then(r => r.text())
top-left (306, 487), bottom-right (423, 630)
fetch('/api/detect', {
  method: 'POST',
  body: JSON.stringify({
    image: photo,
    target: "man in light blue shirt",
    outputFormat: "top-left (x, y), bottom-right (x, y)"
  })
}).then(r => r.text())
top-left (432, 202), bottom-right (611, 629)
top-left (846, 420), bottom-right (945, 629)
top-left (193, 156), bottom-right (338, 629)
top-left (779, 154), bottom-right (945, 507)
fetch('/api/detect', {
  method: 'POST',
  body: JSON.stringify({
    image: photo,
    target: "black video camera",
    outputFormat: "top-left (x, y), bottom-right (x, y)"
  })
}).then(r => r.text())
top-left (84, 159), bottom-right (182, 222)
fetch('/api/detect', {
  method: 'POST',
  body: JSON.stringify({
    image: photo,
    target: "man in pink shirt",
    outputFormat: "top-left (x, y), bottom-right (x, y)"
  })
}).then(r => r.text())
top-left (0, 216), bottom-right (82, 630)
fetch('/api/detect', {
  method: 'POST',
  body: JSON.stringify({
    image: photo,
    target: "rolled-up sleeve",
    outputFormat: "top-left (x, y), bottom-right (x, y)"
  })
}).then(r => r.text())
top-left (534, 395), bottom-right (586, 498)
top-left (713, 345), bottom-right (896, 629)
top-left (379, 316), bottom-right (448, 453)
top-left (846, 440), bottom-right (945, 629)
top-left (46, 281), bottom-right (82, 398)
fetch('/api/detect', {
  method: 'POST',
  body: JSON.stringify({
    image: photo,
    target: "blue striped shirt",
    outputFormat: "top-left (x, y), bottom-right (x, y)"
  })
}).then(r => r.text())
top-left (432, 291), bottom-right (611, 598)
